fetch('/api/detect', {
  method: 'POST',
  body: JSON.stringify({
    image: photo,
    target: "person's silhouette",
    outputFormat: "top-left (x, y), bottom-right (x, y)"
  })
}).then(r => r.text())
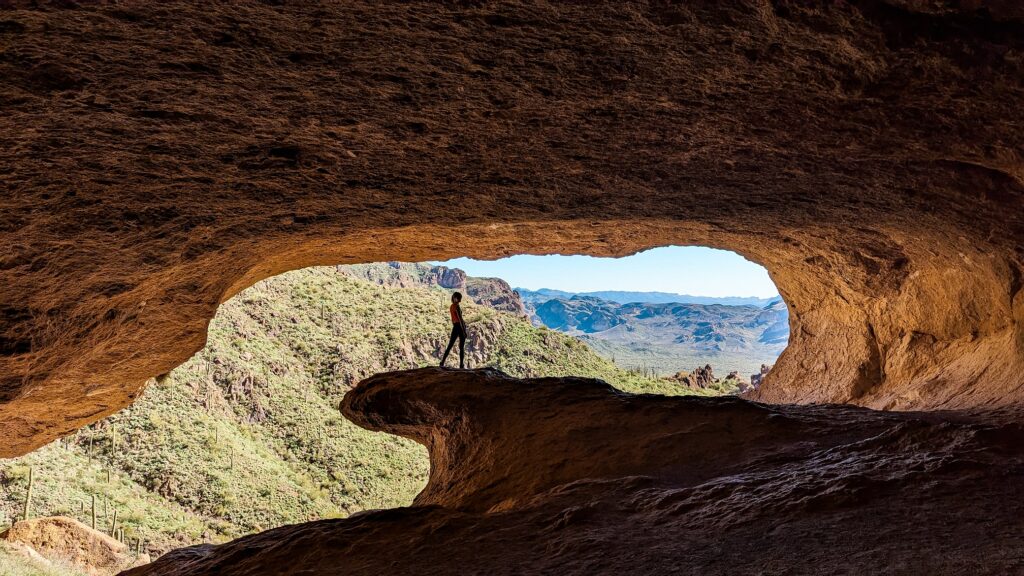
top-left (440, 292), bottom-right (467, 368)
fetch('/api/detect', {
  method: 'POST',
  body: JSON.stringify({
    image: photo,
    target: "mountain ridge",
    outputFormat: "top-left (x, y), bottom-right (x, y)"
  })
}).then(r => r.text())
top-left (530, 295), bottom-right (788, 377)
top-left (517, 288), bottom-right (780, 307)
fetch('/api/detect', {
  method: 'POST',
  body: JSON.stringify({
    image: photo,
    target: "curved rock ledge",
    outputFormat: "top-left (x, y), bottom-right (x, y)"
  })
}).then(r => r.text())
top-left (2, 1), bottom-right (1024, 455)
top-left (126, 368), bottom-right (1024, 575)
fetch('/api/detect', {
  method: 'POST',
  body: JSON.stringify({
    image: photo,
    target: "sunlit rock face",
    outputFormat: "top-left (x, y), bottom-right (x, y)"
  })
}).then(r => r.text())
top-left (1, 1), bottom-right (1023, 455)
top-left (125, 368), bottom-right (1024, 576)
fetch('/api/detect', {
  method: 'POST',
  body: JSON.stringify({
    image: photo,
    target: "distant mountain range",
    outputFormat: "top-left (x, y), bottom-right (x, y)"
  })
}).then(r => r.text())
top-left (521, 291), bottom-right (788, 377)
top-left (516, 288), bottom-right (780, 307)
top-left (532, 296), bottom-right (788, 345)
top-left (340, 264), bottom-right (789, 377)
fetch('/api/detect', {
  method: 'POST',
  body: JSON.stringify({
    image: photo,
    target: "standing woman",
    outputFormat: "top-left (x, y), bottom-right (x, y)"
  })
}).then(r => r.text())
top-left (440, 292), bottom-right (467, 368)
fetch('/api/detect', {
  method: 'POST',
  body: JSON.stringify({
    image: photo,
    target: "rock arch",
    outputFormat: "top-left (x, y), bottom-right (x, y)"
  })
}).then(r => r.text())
top-left (2, 1), bottom-right (1023, 456)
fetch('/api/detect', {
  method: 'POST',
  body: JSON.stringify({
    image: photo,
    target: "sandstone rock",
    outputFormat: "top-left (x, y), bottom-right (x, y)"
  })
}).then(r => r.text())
top-left (124, 368), bottom-right (1024, 575)
top-left (0, 0), bottom-right (1023, 459)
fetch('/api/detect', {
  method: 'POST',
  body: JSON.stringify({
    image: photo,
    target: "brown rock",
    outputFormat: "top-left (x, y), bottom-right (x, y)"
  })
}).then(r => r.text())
top-left (727, 371), bottom-right (753, 393)
top-left (0, 2), bottom-right (1022, 458)
top-left (123, 368), bottom-right (1024, 576)
top-left (750, 364), bottom-right (773, 389)
top-left (670, 364), bottom-right (716, 389)
top-left (465, 278), bottom-right (528, 317)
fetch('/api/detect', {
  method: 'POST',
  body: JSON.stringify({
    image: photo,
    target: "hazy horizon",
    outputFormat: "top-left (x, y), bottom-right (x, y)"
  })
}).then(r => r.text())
top-left (434, 246), bottom-right (778, 299)
top-left (514, 287), bottom-right (779, 300)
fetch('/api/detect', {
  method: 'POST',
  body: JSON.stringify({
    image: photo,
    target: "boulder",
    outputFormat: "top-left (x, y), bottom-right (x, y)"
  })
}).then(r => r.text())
top-left (671, 364), bottom-right (717, 389)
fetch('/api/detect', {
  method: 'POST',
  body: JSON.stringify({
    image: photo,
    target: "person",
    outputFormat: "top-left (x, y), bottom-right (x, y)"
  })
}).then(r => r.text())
top-left (440, 292), bottom-right (467, 368)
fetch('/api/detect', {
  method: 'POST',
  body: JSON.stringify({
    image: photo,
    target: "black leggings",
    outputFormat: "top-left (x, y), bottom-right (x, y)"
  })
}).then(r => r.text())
top-left (441, 323), bottom-right (466, 368)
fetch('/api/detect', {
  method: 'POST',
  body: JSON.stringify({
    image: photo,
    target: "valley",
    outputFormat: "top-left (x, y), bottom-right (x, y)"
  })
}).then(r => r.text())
top-left (522, 290), bottom-right (788, 377)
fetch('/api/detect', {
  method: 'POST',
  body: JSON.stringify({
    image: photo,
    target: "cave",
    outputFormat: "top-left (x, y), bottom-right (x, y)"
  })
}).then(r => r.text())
top-left (2, 1), bottom-right (1023, 574)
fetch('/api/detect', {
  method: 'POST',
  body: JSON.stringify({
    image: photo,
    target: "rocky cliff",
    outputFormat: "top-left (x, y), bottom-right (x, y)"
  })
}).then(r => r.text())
top-left (533, 295), bottom-right (787, 346)
top-left (338, 263), bottom-right (527, 316)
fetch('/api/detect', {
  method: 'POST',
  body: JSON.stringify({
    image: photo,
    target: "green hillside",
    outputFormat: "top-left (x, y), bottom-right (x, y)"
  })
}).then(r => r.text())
top-left (0, 266), bottom-right (699, 565)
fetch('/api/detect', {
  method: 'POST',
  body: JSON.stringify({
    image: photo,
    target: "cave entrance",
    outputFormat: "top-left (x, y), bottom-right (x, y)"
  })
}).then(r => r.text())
top-left (1, 246), bottom-right (788, 560)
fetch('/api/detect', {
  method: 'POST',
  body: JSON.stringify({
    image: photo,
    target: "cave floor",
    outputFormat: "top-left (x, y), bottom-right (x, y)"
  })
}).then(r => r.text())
top-left (127, 368), bottom-right (1024, 576)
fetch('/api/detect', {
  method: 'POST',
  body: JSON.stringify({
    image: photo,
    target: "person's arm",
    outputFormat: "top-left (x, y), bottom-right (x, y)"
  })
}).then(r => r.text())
top-left (458, 305), bottom-right (467, 330)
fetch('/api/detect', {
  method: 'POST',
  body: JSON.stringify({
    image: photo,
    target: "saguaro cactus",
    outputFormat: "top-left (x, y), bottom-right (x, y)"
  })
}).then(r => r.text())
top-left (22, 467), bottom-right (33, 521)
top-left (91, 495), bottom-right (97, 530)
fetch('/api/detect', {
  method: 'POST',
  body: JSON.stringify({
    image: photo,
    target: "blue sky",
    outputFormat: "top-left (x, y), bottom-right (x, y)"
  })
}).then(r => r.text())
top-left (434, 246), bottom-right (778, 298)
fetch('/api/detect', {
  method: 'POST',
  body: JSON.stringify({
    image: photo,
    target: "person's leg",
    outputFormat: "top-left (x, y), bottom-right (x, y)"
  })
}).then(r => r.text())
top-left (457, 324), bottom-right (466, 369)
top-left (441, 325), bottom-right (458, 366)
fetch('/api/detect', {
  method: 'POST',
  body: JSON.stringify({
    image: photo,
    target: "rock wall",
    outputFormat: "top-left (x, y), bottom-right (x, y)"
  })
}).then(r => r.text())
top-left (1, 1), bottom-right (1023, 455)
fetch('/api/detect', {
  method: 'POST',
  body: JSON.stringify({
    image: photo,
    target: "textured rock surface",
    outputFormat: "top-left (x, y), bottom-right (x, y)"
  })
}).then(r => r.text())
top-left (2, 1), bottom-right (1024, 455)
top-left (125, 368), bottom-right (1024, 575)
top-left (671, 364), bottom-right (717, 389)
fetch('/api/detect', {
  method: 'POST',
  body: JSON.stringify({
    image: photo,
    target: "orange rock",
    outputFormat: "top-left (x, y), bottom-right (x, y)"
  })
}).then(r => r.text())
top-left (0, 2), bottom-right (1021, 460)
